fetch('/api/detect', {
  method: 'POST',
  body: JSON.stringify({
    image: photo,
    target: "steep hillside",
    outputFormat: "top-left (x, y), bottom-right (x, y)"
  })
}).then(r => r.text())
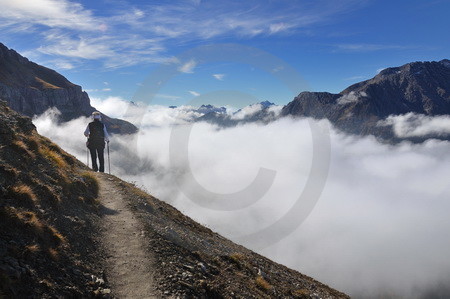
top-left (0, 101), bottom-right (106, 297)
top-left (282, 59), bottom-right (450, 142)
top-left (0, 101), bottom-right (348, 297)
top-left (104, 175), bottom-right (348, 298)
top-left (0, 42), bottom-right (136, 134)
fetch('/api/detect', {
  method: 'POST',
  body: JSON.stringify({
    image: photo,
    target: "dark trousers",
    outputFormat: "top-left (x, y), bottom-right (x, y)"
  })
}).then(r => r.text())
top-left (89, 147), bottom-right (105, 172)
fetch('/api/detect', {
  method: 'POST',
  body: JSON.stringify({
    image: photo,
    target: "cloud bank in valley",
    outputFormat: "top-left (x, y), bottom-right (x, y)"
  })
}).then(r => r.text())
top-left (379, 112), bottom-right (450, 138)
top-left (33, 97), bottom-right (450, 298)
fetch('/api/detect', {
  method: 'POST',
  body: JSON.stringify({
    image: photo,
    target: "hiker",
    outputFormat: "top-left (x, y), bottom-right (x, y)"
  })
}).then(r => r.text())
top-left (84, 111), bottom-right (110, 172)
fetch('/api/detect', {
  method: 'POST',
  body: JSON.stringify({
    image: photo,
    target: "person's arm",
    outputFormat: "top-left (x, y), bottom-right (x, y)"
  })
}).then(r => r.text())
top-left (84, 124), bottom-right (90, 137)
top-left (103, 125), bottom-right (110, 142)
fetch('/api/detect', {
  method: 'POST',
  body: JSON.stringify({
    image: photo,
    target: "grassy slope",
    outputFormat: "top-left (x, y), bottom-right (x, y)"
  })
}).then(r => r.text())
top-left (0, 101), bottom-right (106, 297)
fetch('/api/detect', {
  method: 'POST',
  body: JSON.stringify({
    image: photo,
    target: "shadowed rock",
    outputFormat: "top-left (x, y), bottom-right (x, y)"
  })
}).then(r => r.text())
top-left (0, 42), bottom-right (137, 135)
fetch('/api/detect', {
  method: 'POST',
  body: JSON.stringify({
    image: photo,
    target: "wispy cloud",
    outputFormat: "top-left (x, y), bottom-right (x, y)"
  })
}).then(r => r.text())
top-left (0, 0), bottom-right (370, 69)
top-left (343, 75), bottom-right (366, 81)
top-left (188, 90), bottom-right (200, 97)
top-left (213, 73), bottom-right (225, 81)
top-left (337, 91), bottom-right (368, 105)
top-left (179, 59), bottom-right (197, 73)
top-left (155, 94), bottom-right (182, 101)
top-left (52, 59), bottom-right (75, 70)
top-left (84, 88), bottom-right (111, 92)
top-left (334, 43), bottom-right (411, 52)
top-left (0, 0), bottom-right (372, 72)
top-left (0, 0), bottom-right (100, 31)
top-left (38, 34), bottom-right (114, 59)
top-left (269, 22), bottom-right (294, 34)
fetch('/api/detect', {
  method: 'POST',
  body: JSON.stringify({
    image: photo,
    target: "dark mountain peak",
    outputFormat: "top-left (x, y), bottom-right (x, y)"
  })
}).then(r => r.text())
top-left (440, 59), bottom-right (450, 68)
top-left (0, 42), bottom-right (136, 134)
top-left (380, 59), bottom-right (448, 76)
top-left (339, 59), bottom-right (450, 115)
top-left (259, 100), bottom-right (275, 108)
top-left (283, 59), bottom-right (450, 142)
top-left (196, 104), bottom-right (227, 114)
top-left (0, 42), bottom-right (29, 65)
top-left (199, 104), bottom-right (214, 108)
top-left (0, 42), bottom-right (74, 89)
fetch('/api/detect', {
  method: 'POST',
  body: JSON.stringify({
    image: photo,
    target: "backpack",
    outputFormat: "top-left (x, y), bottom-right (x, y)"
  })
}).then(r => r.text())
top-left (87, 121), bottom-right (105, 148)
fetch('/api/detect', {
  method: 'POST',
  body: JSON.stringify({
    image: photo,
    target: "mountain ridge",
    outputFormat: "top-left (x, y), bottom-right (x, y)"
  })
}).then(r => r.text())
top-left (281, 59), bottom-right (450, 142)
top-left (188, 59), bottom-right (450, 142)
top-left (0, 42), bottom-right (137, 135)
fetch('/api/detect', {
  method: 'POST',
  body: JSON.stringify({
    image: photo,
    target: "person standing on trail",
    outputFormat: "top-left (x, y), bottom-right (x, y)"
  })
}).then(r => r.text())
top-left (84, 111), bottom-right (110, 172)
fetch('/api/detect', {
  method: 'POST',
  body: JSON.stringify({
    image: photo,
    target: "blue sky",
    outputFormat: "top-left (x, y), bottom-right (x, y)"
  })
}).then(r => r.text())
top-left (1, 0), bottom-right (449, 107)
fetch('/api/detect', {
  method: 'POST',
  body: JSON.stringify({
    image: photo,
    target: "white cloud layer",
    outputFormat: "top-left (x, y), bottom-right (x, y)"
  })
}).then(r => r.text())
top-left (231, 102), bottom-right (265, 120)
top-left (379, 113), bottom-right (450, 138)
top-left (90, 96), bottom-right (132, 119)
top-left (32, 98), bottom-right (450, 298)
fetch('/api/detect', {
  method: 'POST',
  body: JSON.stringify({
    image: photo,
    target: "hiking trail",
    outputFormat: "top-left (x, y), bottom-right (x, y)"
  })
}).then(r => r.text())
top-left (95, 173), bottom-right (159, 298)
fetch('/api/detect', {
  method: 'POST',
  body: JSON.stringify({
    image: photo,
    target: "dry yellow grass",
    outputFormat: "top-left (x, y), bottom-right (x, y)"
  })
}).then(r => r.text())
top-left (48, 226), bottom-right (66, 244)
top-left (40, 146), bottom-right (68, 168)
top-left (229, 253), bottom-right (245, 263)
top-left (48, 248), bottom-right (60, 260)
top-left (35, 77), bottom-right (61, 89)
top-left (80, 171), bottom-right (99, 195)
top-left (255, 275), bottom-right (272, 291)
top-left (25, 134), bottom-right (41, 152)
top-left (292, 289), bottom-right (310, 297)
top-left (16, 211), bottom-right (44, 231)
top-left (12, 139), bottom-right (35, 159)
top-left (25, 244), bottom-right (40, 253)
top-left (11, 184), bottom-right (37, 202)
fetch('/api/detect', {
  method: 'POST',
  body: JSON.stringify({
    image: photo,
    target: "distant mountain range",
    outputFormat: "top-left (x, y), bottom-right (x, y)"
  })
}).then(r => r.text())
top-left (0, 43), bottom-right (136, 134)
top-left (1, 41), bottom-right (449, 142)
top-left (193, 60), bottom-right (450, 142)
top-left (281, 59), bottom-right (450, 142)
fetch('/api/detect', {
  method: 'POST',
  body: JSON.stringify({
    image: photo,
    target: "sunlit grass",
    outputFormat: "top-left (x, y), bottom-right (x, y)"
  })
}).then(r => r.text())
top-left (11, 184), bottom-right (37, 203)
top-left (255, 275), bottom-right (272, 291)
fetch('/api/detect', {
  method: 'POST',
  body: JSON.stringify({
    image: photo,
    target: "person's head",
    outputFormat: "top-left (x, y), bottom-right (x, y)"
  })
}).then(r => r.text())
top-left (92, 111), bottom-right (102, 121)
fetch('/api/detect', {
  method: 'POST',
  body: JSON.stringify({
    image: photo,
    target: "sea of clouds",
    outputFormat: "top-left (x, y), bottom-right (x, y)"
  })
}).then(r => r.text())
top-left (33, 96), bottom-right (450, 298)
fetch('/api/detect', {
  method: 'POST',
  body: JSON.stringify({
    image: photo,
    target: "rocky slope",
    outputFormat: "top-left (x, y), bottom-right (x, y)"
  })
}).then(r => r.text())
top-left (0, 101), bottom-right (348, 297)
top-left (282, 59), bottom-right (450, 142)
top-left (0, 42), bottom-right (136, 134)
top-left (111, 175), bottom-right (348, 298)
top-left (0, 101), bottom-right (106, 297)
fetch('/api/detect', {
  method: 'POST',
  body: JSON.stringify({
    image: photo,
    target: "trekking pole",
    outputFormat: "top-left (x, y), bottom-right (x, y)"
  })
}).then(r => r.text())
top-left (86, 139), bottom-right (89, 167)
top-left (107, 141), bottom-right (111, 175)
top-left (86, 146), bottom-right (89, 167)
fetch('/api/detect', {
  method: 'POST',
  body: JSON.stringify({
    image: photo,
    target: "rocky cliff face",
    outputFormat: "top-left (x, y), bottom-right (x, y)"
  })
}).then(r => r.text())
top-left (0, 43), bottom-right (136, 134)
top-left (282, 59), bottom-right (450, 141)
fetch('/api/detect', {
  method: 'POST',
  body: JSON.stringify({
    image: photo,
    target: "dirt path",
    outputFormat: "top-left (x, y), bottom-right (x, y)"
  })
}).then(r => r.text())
top-left (95, 173), bottom-right (159, 298)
